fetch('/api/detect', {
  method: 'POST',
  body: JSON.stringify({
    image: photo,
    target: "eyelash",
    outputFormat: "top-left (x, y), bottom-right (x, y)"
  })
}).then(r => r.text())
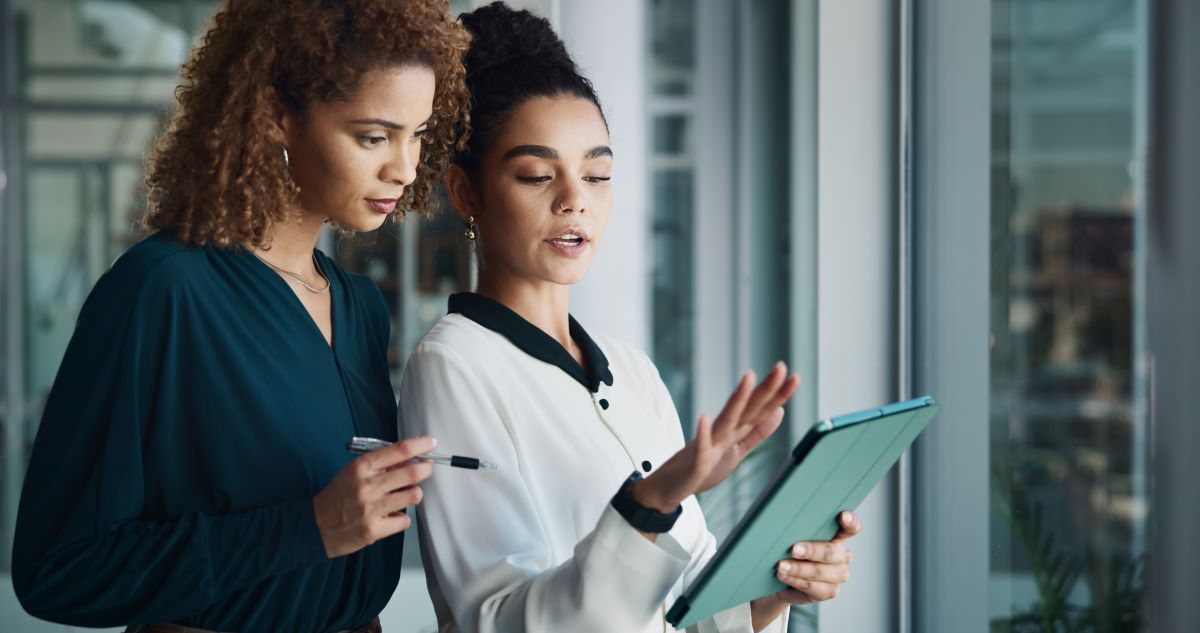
top-left (516, 176), bottom-right (612, 184)
top-left (357, 129), bottom-right (428, 148)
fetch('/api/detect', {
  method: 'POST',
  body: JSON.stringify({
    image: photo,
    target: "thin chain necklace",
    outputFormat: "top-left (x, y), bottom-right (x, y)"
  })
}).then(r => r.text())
top-left (253, 251), bottom-right (331, 293)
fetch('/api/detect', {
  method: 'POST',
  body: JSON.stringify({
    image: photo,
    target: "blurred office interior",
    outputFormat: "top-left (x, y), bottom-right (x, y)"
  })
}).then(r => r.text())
top-left (1, 0), bottom-right (1197, 632)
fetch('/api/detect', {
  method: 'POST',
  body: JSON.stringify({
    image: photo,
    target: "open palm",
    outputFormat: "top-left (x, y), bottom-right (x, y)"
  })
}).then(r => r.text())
top-left (635, 363), bottom-right (801, 511)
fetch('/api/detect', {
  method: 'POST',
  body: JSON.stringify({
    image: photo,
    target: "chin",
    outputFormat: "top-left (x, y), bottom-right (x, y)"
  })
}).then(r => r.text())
top-left (336, 214), bottom-right (391, 234)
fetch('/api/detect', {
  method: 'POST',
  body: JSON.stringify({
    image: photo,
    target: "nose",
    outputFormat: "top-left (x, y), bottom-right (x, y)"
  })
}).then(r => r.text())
top-left (554, 179), bottom-right (586, 215)
top-left (380, 141), bottom-right (419, 187)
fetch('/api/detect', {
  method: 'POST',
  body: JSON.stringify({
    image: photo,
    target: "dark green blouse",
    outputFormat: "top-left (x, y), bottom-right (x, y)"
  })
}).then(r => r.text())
top-left (12, 232), bottom-right (402, 632)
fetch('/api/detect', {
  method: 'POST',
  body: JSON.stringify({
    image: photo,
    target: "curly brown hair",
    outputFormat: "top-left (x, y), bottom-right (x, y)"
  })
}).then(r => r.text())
top-left (142, 0), bottom-right (471, 248)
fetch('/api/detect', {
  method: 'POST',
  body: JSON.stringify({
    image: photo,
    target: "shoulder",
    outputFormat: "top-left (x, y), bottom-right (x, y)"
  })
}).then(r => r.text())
top-left (90, 232), bottom-right (208, 309)
top-left (591, 333), bottom-right (660, 383)
top-left (414, 313), bottom-right (502, 356)
top-left (404, 314), bottom-right (519, 382)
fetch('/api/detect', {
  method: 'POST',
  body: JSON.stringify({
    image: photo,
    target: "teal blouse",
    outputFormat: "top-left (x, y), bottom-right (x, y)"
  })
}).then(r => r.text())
top-left (12, 232), bottom-right (402, 632)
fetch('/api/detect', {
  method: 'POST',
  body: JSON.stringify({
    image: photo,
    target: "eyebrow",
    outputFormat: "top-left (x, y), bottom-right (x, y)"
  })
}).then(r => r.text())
top-left (348, 117), bottom-right (431, 130)
top-left (502, 144), bottom-right (614, 161)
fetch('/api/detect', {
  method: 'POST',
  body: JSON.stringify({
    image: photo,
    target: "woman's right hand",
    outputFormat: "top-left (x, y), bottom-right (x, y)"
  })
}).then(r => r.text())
top-left (633, 363), bottom-right (800, 517)
top-left (313, 435), bottom-right (436, 558)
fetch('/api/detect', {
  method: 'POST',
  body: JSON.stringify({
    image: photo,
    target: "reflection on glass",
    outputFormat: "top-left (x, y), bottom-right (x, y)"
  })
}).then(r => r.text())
top-left (990, 1), bottom-right (1144, 630)
top-left (648, 0), bottom-right (695, 97)
top-left (648, 0), bottom-right (695, 430)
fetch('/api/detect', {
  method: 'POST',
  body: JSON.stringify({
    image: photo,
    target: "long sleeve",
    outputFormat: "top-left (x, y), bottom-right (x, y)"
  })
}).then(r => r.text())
top-left (399, 341), bottom-right (693, 633)
top-left (644, 360), bottom-right (789, 633)
top-left (11, 255), bottom-right (328, 627)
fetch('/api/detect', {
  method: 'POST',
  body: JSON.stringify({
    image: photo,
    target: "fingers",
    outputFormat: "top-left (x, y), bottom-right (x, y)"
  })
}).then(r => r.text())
top-left (712, 372), bottom-right (755, 442)
top-left (832, 510), bottom-right (862, 542)
top-left (360, 435), bottom-right (437, 472)
top-left (372, 460), bottom-right (434, 495)
top-left (789, 540), bottom-right (852, 564)
top-left (735, 406), bottom-right (785, 455)
top-left (745, 369), bottom-right (800, 427)
top-left (718, 364), bottom-right (801, 447)
top-left (357, 510), bottom-right (415, 550)
top-left (773, 578), bottom-right (842, 603)
top-left (777, 559), bottom-right (851, 584)
top-left (694, 413), bottom-right (714, 454)
top-left (375, 483), bottom-right (425, 516)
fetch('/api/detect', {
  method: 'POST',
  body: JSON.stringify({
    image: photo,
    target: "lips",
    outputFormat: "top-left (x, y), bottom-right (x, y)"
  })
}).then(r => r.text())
top-left (366, 198), bottom-right (398, 215)
top-left (545, 228), bottom-right (590, 258)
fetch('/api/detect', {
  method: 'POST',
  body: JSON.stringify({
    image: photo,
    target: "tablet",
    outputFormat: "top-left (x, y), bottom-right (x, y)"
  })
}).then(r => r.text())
top-left (666, 396), bottom-right (939, 629)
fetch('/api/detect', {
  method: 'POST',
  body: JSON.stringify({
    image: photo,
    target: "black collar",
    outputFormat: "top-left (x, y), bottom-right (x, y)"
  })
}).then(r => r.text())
top-left (448, 292), bottom-right (614, 393)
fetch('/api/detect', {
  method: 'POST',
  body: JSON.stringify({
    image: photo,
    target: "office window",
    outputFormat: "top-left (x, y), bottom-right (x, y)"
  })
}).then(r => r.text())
top-left (648, 0), bottom-right (696, 429)
top-left (988, 0), bottom-right (1145, 628)
top-left (913, 1), bottom-right (1147, 630)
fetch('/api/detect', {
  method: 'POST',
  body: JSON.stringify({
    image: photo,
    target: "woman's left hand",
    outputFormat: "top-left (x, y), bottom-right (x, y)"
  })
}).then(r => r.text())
top-left (749, 510), bottom-right (862, 631)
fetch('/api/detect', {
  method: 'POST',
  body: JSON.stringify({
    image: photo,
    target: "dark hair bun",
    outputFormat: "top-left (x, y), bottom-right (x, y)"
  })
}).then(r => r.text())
top-left (455, 1), bottom-right (605, 175)
top-left (460, 2), bottom-right (574, 79)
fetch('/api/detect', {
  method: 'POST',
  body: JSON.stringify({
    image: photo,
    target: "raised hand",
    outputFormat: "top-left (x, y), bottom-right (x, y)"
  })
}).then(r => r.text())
top-left (632, 363), bottom-right (801, 514)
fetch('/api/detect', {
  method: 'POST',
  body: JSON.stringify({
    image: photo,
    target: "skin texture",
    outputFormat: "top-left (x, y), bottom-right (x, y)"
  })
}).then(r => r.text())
top-left (446, 95), bottom-right (860, 631)
top-left (260, 65), bottom-right (435, 347)
top-left (251, 65), bottom-right (438, 559)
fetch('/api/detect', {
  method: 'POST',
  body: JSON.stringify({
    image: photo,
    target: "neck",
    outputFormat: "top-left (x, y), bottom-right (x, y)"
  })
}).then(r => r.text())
top-left (255, 207), bottom-right (325, 272)
top-left (475, 267), bottom-right (573, 349)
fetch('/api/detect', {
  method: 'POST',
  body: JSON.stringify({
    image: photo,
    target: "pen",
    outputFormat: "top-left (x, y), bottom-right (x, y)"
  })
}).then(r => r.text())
top-left (346, 436), bottom-right (499, 470)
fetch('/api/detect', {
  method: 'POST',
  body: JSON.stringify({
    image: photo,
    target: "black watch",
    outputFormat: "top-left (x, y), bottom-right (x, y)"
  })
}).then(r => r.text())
top-left (610, 471), bottom-right (682, 533)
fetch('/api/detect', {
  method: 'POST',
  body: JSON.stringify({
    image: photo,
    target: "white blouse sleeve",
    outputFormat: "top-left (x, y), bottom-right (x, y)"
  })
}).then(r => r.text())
top-left (645, 358), bottom-right (790, 633)
top-left (398, 341), bottom-right (692, 633)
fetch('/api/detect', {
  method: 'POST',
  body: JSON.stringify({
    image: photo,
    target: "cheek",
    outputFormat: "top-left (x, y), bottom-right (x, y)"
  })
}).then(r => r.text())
top-left (590, 190), bottom-right (614, 240)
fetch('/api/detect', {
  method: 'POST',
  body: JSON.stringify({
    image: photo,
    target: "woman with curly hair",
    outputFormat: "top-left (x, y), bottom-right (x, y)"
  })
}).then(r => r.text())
top-left (12, 1), bottom-right (469, 631)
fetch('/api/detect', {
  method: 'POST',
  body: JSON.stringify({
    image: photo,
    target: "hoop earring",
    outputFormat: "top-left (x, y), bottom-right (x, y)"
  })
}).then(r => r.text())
top-left (464, 216), bottom-right (477, 241)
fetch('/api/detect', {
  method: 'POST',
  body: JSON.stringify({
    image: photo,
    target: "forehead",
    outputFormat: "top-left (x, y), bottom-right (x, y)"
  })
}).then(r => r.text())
top-left (495, 96), bottom-right (610, 155)
top-left (321, 65), bottom-right (436, 119)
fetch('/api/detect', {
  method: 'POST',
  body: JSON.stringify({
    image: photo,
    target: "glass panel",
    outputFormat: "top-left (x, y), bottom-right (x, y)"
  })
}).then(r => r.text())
top-left (17, 0), bottom-right (190, 69)
top-left (989, 1), bottom-right (1145, 630)
top-left (648, 0), bottom-right (695, 97)
top-left (648, 0), bottom-right (695, 431)
top-left (652, 113), bottom-right (692, 156)
top-left (650, 168), bottom-right (694, 429)
top-left (27, 114), bottom-right (165, 160)
top-left (1, 1), bottom-right (227, 585)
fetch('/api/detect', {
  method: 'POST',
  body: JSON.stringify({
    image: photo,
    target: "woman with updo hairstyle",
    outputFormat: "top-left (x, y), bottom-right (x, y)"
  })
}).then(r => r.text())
top-left (12, 1), bottom-right (468, 631)
top-left (398, 3), bottom-right (861, 632)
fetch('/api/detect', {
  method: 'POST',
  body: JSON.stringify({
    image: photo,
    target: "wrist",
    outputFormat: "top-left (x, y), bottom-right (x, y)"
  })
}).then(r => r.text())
top-left (750, 595), bottom-right (788, 631)
top-left (630, 477), bottom-right (681, 513)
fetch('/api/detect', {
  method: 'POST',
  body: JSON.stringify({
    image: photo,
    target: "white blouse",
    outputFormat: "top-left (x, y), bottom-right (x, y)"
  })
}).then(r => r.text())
top-left (397, 294), bottom-right (787, 633)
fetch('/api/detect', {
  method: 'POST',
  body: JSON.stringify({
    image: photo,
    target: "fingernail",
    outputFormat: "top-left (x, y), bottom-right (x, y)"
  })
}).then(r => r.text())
top-left (842, 511), bottom-right (854, 525)
top-left (793, 543), bottom-right (808, 558)
top-left (429, 437), bottom-right (438, 448)
top-left (779, 561), bottom-right (795, 574)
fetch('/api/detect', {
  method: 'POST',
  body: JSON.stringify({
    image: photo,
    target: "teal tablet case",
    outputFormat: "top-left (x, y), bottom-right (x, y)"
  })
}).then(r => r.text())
top-left (666, 396), bottom-right (939, 629)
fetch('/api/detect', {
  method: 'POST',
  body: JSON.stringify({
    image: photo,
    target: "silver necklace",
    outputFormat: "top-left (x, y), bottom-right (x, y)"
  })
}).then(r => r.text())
top-left (253, 251), bottom-right (330, 293)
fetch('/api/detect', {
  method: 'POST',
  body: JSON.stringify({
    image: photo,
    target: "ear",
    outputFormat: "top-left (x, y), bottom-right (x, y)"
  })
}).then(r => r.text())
top-left (268, 92), bottom-right (296, 147)
top-left (445, 164), bottom-right (482, 222)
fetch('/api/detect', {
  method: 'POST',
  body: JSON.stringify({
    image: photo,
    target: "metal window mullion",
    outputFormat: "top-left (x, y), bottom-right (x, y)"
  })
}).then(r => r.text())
top-left (897, 0), bottom-right (915, 631)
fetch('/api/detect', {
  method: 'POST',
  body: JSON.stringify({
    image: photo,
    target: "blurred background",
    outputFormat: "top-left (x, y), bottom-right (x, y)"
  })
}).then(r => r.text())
top-left (2, 0), bottom-right (1197, 632)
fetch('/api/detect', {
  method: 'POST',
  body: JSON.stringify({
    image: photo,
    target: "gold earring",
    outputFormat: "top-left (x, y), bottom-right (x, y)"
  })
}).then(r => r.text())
top-left (464, 216), bottom-right (477, 241)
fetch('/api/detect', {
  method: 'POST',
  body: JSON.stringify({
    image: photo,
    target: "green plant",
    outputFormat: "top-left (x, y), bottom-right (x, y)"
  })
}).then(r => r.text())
top-left (991, 471), bottom-right (1144, 633)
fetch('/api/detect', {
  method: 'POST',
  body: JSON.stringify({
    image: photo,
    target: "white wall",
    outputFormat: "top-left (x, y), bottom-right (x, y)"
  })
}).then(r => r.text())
top-left (557, 0), bottom-right (651, 351)
top-left (813, 0), bottom-right (900, 631)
